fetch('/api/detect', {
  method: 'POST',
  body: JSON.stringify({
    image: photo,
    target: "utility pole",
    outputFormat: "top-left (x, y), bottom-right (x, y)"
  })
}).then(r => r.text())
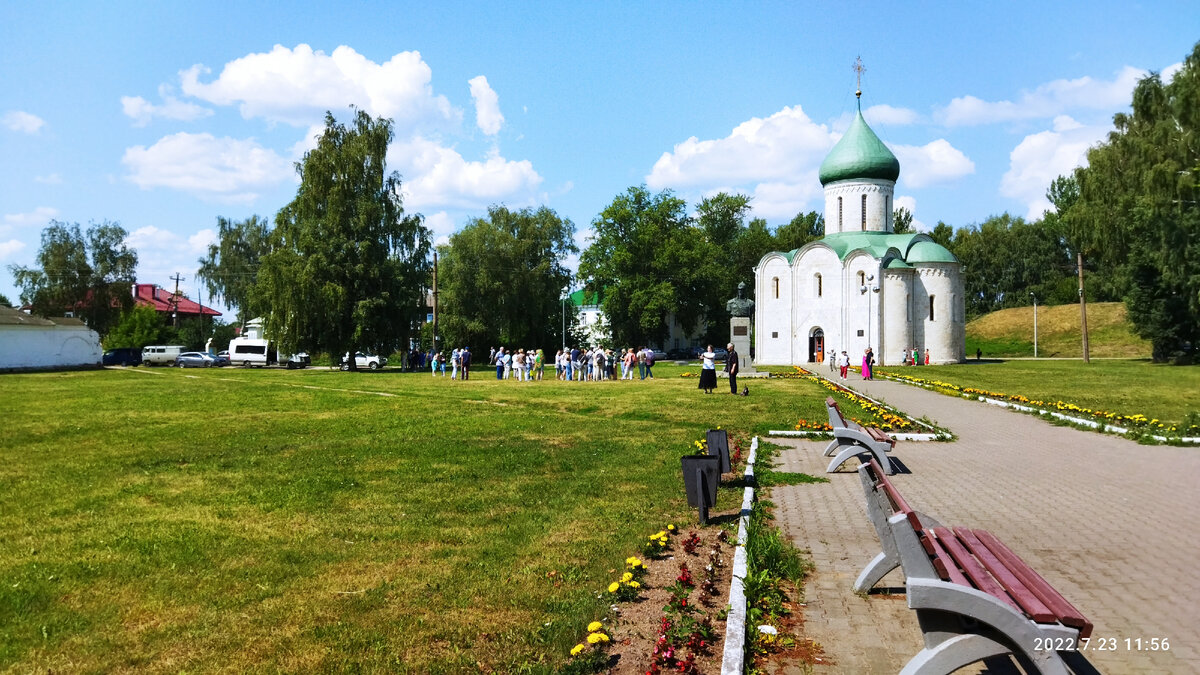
top-left (1030, 292), bottom-right (1038, 358)
top-left (431, 250), bottom-right (439, 351)
top-left (170, 272), bottom-right (184, 328)
top-left (1077, 252), bottom-right (1090, 363)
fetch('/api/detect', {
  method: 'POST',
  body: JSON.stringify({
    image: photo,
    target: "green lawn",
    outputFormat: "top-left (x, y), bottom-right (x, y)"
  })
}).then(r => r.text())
top-left (0, 364), bottom-right (832, 673)
top-left (881, 360), bottom-right (1200, 429)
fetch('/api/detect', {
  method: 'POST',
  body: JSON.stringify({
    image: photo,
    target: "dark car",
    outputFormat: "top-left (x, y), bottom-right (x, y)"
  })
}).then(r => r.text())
top-left (102, 347), bottom-right (142, 366)
top-left (666, 348), bottom-right (693, 360)
top-left (210, 352), bottom-right (231, 367)
top-left (175, 352), bottom-right (215, 368)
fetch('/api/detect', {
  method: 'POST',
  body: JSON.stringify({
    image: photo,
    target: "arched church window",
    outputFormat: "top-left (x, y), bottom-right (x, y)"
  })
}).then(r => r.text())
top-left (885, 196), bottom-right (890, 227)
top-left (773, 277), bottom-right (779, 299)
top-left (815, 273), bottom-right (822, 297)
top-left (929, 295), bottom-right (936, 321)
top-left (837, 197), bottom-right (843, 230)
top-left (861, 194), bottom-right (867, 230)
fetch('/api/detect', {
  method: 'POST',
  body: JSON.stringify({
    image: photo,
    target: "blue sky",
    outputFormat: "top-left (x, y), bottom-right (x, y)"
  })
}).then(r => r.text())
top-left (2, 2), bottom-right (1196, 313)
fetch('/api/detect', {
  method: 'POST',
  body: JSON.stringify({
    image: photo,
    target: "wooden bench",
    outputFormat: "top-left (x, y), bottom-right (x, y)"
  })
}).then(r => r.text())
top-left (856, 459), bottom-right (1094, 675)
top-left (824, 397), bottom-right (895, 475)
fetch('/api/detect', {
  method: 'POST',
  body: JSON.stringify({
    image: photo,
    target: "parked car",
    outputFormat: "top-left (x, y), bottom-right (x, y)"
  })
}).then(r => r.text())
top-left (666, 348), bottom-right (693, 360)
top-left (142, 345), bottom-right (187, 366)
top-left (175, 352), bottom-right (216, 368)
top-left (210, 352), bottom-right (230, 367)
top-left (284, 352), bottom-right (311, 369)
top-left (340, 352), bottom-right (387, 370)
top-left (712, 347), bottom-right (729, 360)
top-left (102, 347), bottom-right (142, 366)
top-left (650, 349), bottom-right (668, 361)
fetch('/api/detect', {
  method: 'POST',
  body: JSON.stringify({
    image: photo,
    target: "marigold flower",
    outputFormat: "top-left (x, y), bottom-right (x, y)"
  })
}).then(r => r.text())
top-left (621, 572), bottom-right (633, 582)
top-left (608, 582), bottom-right (619, 593)
top-left (629, 581), bottom-right (640, 588)
top-left (588, 631), bottom-right (609, 644)
top-left (571, 643), bottom-right (585, 656)
top-left (587, 621), bottom-right (603, 632)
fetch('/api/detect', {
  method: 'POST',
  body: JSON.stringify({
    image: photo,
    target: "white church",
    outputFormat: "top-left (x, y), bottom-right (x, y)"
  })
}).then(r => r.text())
top-left (754, 95), bottom-right (965, 367)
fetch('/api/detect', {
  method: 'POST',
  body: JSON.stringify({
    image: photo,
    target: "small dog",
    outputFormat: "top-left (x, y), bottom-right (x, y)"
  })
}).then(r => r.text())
top-left (741, 386), bottom-right (750, 396)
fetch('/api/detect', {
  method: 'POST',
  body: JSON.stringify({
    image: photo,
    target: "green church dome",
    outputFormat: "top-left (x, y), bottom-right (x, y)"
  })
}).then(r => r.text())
top-left (818, 109), bottom-right (900, 185)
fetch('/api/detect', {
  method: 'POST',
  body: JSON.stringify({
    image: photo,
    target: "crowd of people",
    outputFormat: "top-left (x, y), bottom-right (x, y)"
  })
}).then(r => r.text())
top-left (410, 345), bottom-right (667, 382)
top-left (826, 345), bottom-right (931, 381)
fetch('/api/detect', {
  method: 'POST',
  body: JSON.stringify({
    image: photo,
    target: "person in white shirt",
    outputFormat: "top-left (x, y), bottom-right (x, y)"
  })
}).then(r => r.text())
top-left (698, 345), bottom-right (717, 394)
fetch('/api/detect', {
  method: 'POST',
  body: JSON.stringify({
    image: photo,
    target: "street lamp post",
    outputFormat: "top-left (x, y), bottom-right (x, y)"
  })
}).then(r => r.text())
top-left (561, 296), bottom-right (566, 350)
top-left (1030, 292), bottom-right (1038, 358)
top-left (861, 274), bottom-right (879, 355)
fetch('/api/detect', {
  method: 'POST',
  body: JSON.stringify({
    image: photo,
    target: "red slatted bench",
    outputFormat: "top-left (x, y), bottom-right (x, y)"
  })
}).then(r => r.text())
top-left (824, 397), bottom-right (895, 475)
top-left (856, 458), bottom-right (1094, 674)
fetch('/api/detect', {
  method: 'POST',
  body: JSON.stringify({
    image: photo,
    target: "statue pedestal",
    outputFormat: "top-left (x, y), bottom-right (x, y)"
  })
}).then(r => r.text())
top-left (730, 316), bottom-right (756, 374)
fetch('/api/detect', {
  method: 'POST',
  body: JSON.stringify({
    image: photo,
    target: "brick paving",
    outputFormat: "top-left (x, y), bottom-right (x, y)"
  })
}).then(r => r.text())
top-left (768, 374), bottom-right (1200, 674)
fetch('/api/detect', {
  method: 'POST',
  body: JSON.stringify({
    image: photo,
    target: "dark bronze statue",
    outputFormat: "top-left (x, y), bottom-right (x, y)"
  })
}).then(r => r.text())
top-left (726, 282), bottom-right (754, 318)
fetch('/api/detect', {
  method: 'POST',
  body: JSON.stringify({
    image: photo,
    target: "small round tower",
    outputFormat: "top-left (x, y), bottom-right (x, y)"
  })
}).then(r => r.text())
top-left (818, 93), bottom-right (899, 235)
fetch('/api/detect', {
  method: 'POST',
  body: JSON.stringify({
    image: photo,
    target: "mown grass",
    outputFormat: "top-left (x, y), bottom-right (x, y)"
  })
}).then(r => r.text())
top-left (0, 364), bottom-right (839, 673)
top-left (885, 360), bottom-right (1200, 427)
top-left (965, 302), bottom-right (1150, 358)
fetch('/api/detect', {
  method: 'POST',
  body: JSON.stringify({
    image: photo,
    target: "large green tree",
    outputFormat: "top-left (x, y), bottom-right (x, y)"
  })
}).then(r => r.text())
top-left (8, 220), bottom-right (137, 335)
top-left (952, 214), bottom-right (1072, 317)
top-left (695, 192), bottom-right (753, 339)
top-left (578, 186), bottom-right (710, 347)
top-left (773, 210), bottom-right (824, 252)
top-left (254, 109), bottom-right (431, 367)
top-left (438, 205), bottom-right (576, 351)
top-left (1071, 41), bottom-right (1200, 361)
top-left (196, 215), bottom-right (271, 326)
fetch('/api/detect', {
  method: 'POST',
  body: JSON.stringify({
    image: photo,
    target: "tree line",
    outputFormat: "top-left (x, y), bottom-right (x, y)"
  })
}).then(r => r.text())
top-left (9, 41), bottom-right (1198, 363)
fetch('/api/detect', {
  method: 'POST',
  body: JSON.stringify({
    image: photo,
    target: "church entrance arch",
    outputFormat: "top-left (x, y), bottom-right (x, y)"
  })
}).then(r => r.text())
top-left (809, 328), bottom-right (824, 363)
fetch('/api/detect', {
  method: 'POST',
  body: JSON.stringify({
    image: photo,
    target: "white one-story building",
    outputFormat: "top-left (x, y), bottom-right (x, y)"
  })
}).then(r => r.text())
top-left (0, 306), bottom-right (103, 372)
top-left (753, 97), bottom-right (965, 367)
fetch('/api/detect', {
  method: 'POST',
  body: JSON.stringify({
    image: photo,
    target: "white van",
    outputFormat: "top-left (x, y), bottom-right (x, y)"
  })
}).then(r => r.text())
top-left (228, 337), bottom-right (276, 367)
top-left (141, 345), bottom-right (187, 366)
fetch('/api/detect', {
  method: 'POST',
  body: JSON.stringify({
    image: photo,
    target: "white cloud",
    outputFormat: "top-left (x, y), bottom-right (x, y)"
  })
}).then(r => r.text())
top-left (188, 228), bottom-right (217, 253)
top-left (121, 86), bottom-right (213, 126)
top-left (893, 195), bottom-right (929, 232)
top-left (1001, 115), bottom-right (1107, 219)
top-left (180, 44), bottom-right (460, 132)
top-left (747, 180), bottom-right (824, 221)
top-left (938, 65), bottom-right (1145, 126)
top-left (0, 239), bottom-right (27, 259)
top-left (2, 111), bottom-right (46, 134)
top-left (424, 211), bottom-right (457, 245)
top-left (4, 206), bottom-right (60, 227)
top-left (34, 173), bottom-right (62, 184)
top-left (647, 105), bottom-right (834, 189)
top-left (122, 132), bottom-right (292, 203)
top-left (125, 225), bottom-right (180, 252)
top-left (864, 104), bottom-right (920, 126)
top-left (468, 75), bottom-right (504, 135)
top-left (390, 137), bottom-right (543, 211)
top-left (891, 139), bottom-right (975, 188)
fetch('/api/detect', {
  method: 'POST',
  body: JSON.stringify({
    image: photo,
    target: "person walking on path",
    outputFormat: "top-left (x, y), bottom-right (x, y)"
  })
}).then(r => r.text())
top-left (725, 342), bottom-right (739, 394)
top-left (838, 350), bottom-right (849, 380)
top-left (862, 348), bottom-right (873, 380)
top-left (924, 348), bottom-right (930, 365)
top-left (698, 345), bottom-right (717, 394)
top-left (912, 346), bottom-right (920, 366)
top-left (828, 349), bottom-right (837, 374)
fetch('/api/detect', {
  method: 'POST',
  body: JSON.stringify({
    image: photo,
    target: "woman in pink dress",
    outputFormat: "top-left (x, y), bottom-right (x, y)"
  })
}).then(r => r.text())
top-left (862, 348), bottom-right (873, 380)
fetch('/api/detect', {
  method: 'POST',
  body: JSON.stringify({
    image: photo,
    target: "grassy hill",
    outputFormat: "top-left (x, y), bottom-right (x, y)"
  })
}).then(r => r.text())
top-left (965, 302), bottom-right (1151, 359)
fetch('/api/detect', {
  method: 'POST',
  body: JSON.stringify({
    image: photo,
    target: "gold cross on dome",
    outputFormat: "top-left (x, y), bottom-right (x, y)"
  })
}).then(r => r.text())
top-left (853, 56), bottom-right (865, 98)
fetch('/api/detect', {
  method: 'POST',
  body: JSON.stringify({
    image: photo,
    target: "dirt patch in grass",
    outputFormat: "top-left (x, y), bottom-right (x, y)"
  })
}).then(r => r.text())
top-left (598, 525), bottom-right (735, 674)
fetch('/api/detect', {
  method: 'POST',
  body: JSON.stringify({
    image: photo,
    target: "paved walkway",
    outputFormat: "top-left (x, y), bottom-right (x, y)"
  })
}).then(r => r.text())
top-left (769, 374), bottom-right (1200, 674)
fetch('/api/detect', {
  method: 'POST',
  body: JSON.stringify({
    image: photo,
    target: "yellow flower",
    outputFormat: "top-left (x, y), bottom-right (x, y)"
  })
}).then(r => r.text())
top-left (608, 582), bottom-right (619, 593)
top-left (588, 632), bottom-right (609, 644)
top-left (629, 581), bottom-right (640, 588)
top-left (621, 572), bottom-right (633, 582)
top-left (571, 643), bottom-right (585, 656)
top-left (587, 621), bottom-right (603, 632)
top-left (667, 524), bottom-right (675, 531)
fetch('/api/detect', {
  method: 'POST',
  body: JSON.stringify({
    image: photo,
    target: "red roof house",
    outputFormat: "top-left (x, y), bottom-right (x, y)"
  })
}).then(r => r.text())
top-left (133, 284), bottom-right (221, 318)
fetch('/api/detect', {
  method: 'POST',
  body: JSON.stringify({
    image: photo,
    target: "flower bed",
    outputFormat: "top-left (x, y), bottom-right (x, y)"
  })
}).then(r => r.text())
top-left (877, 369), bottom-right (1200, 440)
top-left (787, 367), bottom-right (940, 434)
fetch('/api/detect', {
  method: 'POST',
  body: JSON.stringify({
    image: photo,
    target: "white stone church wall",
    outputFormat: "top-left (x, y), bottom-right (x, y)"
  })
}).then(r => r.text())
top-left (791, 248), bottom-right (843, 363)
top-left (822, 179), bottom-right (895, 233)
top-left (915, 264), bottom-right (964, 364)
top-left (882, 269), bottom-right (913, 367)
top-left (754, 254), bottom-right (794, 365)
